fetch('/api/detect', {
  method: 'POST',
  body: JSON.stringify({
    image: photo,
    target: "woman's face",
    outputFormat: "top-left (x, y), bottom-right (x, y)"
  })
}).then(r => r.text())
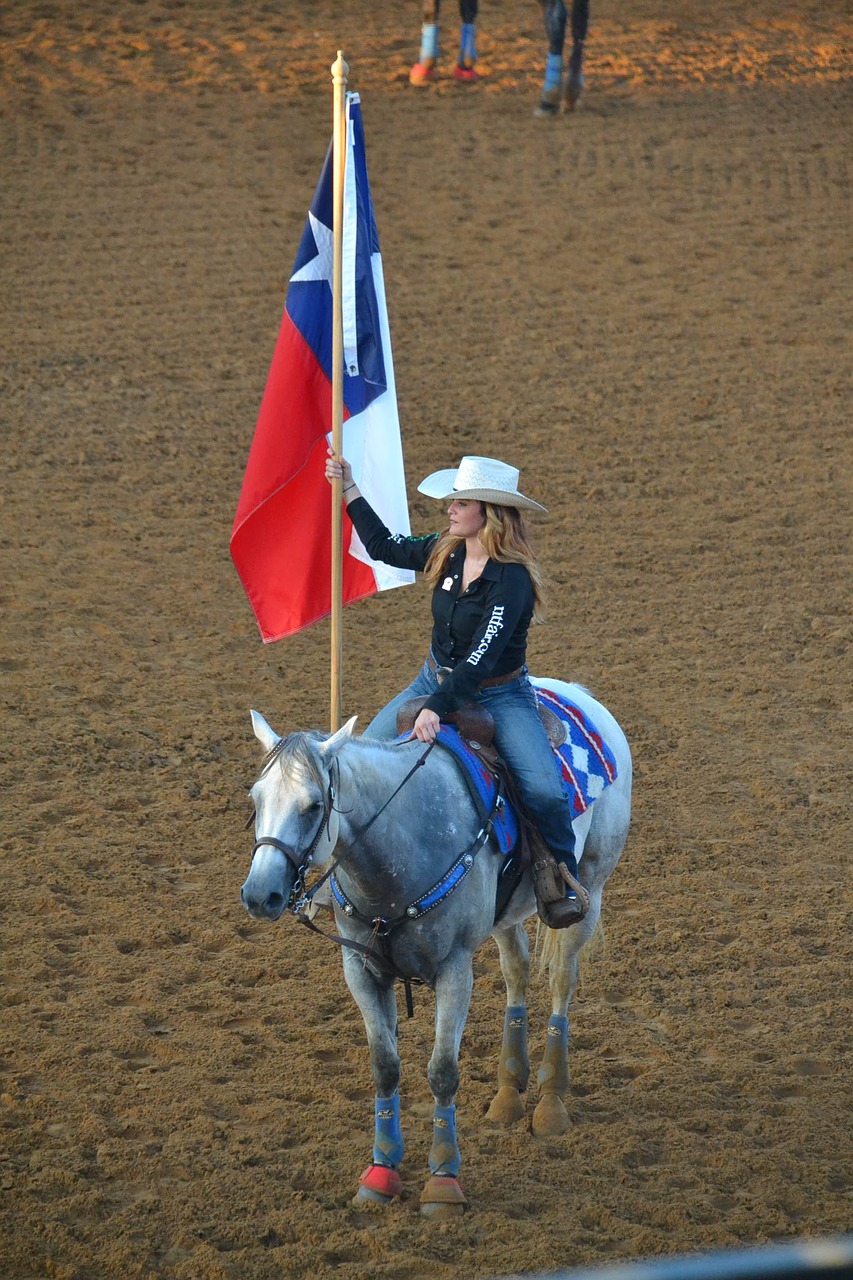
top-left (447, 498), bottom-right (486, 540)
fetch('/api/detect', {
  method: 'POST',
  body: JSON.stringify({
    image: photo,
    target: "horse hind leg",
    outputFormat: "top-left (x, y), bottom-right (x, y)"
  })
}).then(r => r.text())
top-left (486, 923), bottom-right (531, 1125)
top-left (532, 902), bottom-right (600, 1136)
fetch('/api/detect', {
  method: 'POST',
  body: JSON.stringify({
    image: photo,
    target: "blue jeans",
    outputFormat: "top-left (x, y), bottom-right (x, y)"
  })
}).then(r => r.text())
top-left (363, 655), bottom-right (578, 875)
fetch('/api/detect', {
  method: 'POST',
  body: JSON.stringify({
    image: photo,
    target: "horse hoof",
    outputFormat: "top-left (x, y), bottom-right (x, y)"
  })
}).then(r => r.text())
top-left (564, 70), bottom-right (584, 111)
top-left (353, 1163), bottom-right (403, 1207)
top-left (419, 1174), bottom-right (468, 1218)
top-left (532, 1093), bottom-right (572, 1137)
top-left (486, 1085), bottom-right (526, 1126)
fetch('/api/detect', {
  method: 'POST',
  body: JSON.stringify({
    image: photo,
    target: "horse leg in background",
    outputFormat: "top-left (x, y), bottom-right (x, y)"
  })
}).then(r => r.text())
top-left (565, 0), bottom-right (589, 109)
top-left (410, 0), bottom-right (480, 86)
top-left (453, 0), bottom-right (480, 81)
top-left (486, 923), bottom-right (531, 1125)
top-left (419, 954), bottom-right (474, 1218)
top-left (532, 890), bottom-right (602, 1136)
top-left (536, 0), bottom-right (589, 117)
top-left (343, 954), bottom-right (406, 1206)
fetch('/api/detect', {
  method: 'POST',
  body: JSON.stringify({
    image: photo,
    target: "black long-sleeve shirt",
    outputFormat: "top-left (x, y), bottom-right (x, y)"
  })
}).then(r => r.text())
top-left (348, 496), bottom-right (535, 717)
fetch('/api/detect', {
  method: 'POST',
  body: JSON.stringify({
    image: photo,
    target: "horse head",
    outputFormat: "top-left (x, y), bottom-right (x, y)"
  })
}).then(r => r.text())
top-left (240, 710), bottom-right (357, 921)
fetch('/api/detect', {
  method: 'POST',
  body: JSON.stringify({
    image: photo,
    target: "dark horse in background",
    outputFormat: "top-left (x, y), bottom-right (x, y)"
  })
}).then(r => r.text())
top-left (409, 1), bottom-right (591, 115)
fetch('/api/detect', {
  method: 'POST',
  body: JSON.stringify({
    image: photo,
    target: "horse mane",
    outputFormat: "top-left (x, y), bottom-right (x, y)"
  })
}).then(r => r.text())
top-left (258, 730), bottom-right (327, 787)
top-left (258, 728), bottom-right (419, 791)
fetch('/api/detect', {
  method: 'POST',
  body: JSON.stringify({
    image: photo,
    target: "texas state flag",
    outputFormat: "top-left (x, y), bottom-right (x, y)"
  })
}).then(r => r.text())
top-left (230, 93), bottom-right (414, 642)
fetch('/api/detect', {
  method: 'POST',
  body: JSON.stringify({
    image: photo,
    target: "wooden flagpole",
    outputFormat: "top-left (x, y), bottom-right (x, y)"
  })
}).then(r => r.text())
top-left (330, 51), bottom-right (349, 732)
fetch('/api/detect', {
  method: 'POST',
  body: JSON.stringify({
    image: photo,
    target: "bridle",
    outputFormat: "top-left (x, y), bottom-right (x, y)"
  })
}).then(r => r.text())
top-left (249, 754), bottom-right (341, 910)
top-left (248, 740), bottom-right (436, 913)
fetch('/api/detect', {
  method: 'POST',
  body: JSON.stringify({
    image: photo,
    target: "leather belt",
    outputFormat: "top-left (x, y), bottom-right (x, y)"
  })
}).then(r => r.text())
top-left (479, 666), bottom-right (524, 689)
top-left (427, 653), bottom-right (524, 690)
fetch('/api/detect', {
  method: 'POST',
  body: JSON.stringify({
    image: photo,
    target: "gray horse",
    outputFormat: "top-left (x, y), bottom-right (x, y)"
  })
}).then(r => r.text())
top-left (240, 678), bottom-right (631, 1217)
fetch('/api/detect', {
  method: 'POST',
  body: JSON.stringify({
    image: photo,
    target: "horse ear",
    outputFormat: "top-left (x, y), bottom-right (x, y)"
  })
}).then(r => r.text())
top-left (250, 710), bottom-right (280, 754)
top-left (319, 715), bottom-right (358, 759)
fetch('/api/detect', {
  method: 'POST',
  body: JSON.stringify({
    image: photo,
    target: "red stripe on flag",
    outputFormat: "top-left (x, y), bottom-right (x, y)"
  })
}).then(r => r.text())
top-left (230, 312), bottom-right (377, 641)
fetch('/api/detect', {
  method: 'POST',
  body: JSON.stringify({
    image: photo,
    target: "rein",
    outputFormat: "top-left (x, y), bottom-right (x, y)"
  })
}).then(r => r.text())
top-left (294, 740), bottom-right (436, 913)
top-left (296, 742), bottom-right (505, 1016)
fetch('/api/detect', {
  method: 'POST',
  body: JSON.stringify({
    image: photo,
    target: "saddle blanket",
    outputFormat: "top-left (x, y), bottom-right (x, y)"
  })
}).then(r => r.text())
top-left (434, 726), bottom-right (519, 854)
top-left (532, 683), bottom-right (619, 821)
top-left (435, 686), bottom-right (618, 845)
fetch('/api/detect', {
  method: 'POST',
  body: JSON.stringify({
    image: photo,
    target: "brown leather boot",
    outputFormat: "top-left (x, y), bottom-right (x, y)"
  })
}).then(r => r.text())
top-left (532, 856), bottom-right (590, 929)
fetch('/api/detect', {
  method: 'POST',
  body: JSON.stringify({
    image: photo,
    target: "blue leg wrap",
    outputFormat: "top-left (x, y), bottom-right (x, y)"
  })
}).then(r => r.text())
top-left (499, 1004), bottom-right (529, 1090)
top-left (373, 1093), bottom-right (404, 1168)
top-left (537, 1014), bottom-right (570, 1095)
top-left (459, 22), bottom-right (477, 62)
top-left (419, 23), bottom-right (439, 62)
top-left (429, 1103), bottom-right (461, 1176)
top-left (544, 52), bottom-right (563, 94)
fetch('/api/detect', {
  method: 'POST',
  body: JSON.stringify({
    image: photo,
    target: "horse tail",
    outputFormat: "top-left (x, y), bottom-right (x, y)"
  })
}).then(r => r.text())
top-left (537, 917), bottom-right (605, 994)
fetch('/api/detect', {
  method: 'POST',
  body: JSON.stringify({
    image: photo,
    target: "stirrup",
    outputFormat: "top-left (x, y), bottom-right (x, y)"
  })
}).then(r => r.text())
top-left (532, 856), bottom-right (589, 929)
top-left (539, 897), bottom-right (587, 929)
top-left (558, 862), bottom-right (590, 912)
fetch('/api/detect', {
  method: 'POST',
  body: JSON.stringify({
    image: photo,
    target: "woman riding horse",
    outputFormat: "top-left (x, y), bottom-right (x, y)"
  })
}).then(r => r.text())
top-left (325, 451), bottom-right (588, 929)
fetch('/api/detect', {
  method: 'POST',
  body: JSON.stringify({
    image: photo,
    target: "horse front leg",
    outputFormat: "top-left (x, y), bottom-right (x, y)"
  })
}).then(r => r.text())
top-left (420, 954), bottom-right (473, 1219)
top-left (486, 923), bottom-right (531, 1125)
top-left (533, 895), bottom-right (600, 1136)
top-left (342, 953), bottom-right (405, 1206)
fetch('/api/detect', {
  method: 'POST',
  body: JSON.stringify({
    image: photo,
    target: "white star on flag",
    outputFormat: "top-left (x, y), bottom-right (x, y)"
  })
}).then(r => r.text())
top-left (289, 212), bottom-right (334, 286)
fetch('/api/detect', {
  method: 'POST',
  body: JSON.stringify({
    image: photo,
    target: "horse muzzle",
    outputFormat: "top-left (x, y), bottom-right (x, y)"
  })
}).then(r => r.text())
top-left (241, 835), bottom-right (304, 921)
top-left (240, 880), bottom-right (288, 920)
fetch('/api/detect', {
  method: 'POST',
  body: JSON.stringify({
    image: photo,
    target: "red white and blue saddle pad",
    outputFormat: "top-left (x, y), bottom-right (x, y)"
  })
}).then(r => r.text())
top-left (533, 684), bottom-right (619, 821)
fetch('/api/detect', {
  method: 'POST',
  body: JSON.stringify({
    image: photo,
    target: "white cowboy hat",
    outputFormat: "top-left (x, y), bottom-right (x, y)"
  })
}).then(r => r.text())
top-left (417, 456), bottom-right (547, 513)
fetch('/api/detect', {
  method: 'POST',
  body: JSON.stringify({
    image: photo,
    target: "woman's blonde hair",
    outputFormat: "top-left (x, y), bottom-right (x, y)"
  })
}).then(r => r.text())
top-left (423, 502), bottom-right (545, 620)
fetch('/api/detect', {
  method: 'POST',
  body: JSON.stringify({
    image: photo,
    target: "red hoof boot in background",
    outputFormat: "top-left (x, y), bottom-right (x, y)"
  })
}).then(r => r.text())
top-left (453, 61), bottom-right (479, 82)
top-left (409, 58), bottom-right (438, 86)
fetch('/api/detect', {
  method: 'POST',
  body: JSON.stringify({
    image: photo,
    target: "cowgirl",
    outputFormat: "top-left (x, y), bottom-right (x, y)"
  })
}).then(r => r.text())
top-left (325, 452), bottom-right (588, 928)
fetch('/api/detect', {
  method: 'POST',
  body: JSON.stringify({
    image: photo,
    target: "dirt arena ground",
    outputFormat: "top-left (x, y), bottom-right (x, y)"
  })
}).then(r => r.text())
top-left (1, 2), bottom-right (851, 1278)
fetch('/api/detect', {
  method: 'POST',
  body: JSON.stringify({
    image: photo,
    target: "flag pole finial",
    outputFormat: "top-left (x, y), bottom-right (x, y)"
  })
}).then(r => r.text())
top-left (331, 51), bottom-right (349, 84)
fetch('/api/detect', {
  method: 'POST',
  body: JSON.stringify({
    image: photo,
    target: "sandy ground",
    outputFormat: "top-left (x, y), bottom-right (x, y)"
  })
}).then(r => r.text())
top-left (1, 2), bottom-right (851, 1278)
